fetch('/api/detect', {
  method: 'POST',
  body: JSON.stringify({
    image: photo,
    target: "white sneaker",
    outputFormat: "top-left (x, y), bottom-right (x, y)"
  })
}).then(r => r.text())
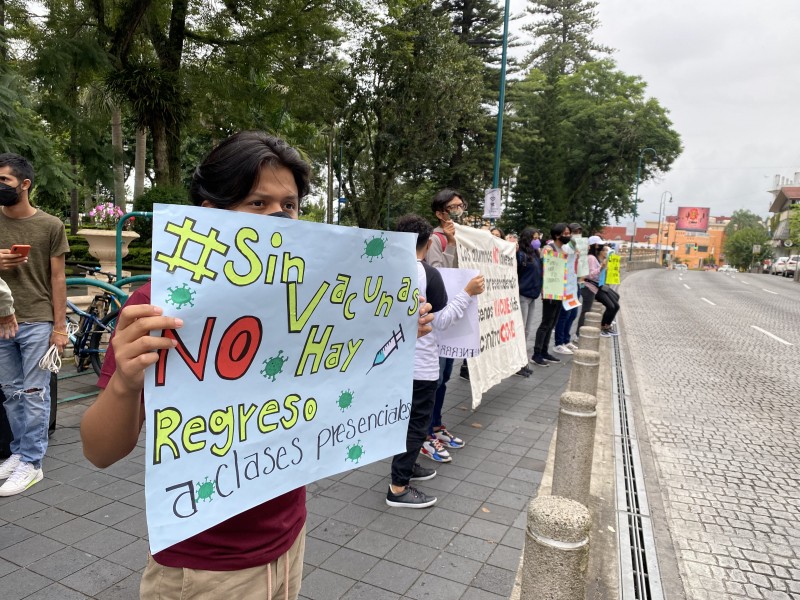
top-left (566, 342), bottom-right (579, 351)
top-left (552, 344), bottom-right (574, 355)
top-left (0, 454), bottom-right (22, 479)
top-left (0, 462), bottom-right (43, 496)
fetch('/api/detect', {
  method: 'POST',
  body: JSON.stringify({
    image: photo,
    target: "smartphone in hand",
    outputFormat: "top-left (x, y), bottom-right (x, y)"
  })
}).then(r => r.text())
top-left (9, 244), bottom-right (31, 258)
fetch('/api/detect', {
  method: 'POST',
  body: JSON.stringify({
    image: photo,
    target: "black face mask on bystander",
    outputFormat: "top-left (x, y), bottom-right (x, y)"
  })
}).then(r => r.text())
top-left (0, 182), bottom-right (22, 207)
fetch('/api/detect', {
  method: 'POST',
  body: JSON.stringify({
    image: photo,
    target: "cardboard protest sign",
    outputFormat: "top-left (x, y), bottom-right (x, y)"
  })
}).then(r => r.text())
top-left (144, 204), bottom-right (418, 553)
top-left (607, 254), bottom-right (621, 284)
top-left (542, 252), bottom-right (568, 300)
top-left (435, 268), bottom-right (480, 359)
top-left (453, 225), bottom-right (527, 409)
top-left (562, 250), bottom-right (580, 310)
top-left (575, 236), bottom-right (589, 277)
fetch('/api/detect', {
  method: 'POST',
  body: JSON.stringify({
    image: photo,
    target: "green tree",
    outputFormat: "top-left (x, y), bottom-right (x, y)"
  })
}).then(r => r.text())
top-left (504, 60), bottom-right (681, 233)
top-left (524, 0), bottom-right (611, 75)
top-left (725, 209), bottom-right (765, 235)
top-left (339, 3), bottom-right (484, 229)
top-left (723, 227), bottom-right (772, 271)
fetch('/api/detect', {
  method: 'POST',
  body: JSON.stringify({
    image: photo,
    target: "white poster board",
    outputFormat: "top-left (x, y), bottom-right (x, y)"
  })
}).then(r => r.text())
top-left (435, 268), bottom-right (480, 359)
top-left (483, 188), bottom-right (503, 220)
top-left (145, 204), bottom-right (418, 553)
top-left (454, 225), bottom-right (528, 408)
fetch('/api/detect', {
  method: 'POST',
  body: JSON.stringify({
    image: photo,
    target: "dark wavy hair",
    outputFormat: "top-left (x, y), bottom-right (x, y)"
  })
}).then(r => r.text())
top-left (0, 153), bottom-right (35, 191)
top-left (518, 227), bottom-right (539, 264)
top-left (189, 131), bottom-right (310, 208)
top-left (431, 189), bottom-right (463, 215)
top-left (395, 213), bottom-right (433, 251)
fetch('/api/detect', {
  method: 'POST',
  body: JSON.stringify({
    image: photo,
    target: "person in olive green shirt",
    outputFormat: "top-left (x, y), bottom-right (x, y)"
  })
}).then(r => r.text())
top-left (0, 152), bottom-right (70, 496)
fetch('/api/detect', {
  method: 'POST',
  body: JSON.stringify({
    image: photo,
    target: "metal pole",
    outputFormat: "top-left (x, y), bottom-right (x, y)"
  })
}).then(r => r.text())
top-left (657, 190), bottom-right (671, 266)
top-left (492, 0), bottom-right (511, 190)
top-left (629, 148), bottom-right (657, 260)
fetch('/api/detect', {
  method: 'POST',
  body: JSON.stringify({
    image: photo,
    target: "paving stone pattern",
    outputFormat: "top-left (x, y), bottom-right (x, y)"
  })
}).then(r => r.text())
top-left (0, 324), bottom-right (570, 599)
top-left (621, 270), bottom-right (800, 600)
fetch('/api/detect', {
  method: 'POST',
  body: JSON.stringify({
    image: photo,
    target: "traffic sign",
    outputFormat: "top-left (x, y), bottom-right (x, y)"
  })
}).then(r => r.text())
top-left (483, 188), bottom-right (502, 219)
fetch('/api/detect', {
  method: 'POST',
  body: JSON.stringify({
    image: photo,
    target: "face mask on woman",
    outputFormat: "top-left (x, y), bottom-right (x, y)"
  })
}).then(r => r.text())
top-left (559, 235), bottom-right (571, 245)
top-left (531, 239), bottom-right (541, 250)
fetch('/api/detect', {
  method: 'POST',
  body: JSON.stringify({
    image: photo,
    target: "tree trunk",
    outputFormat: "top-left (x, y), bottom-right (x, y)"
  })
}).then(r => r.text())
top-left (134, 127), bottom-right (146, 199)
top-left (0, 0), bottom-right (6, 63)
top-left (69, 151), bottom-right (79, 234)
top-left (151, 117), bottom-right (169, 185)
top-left (111, 104), bottom-right (126, 208)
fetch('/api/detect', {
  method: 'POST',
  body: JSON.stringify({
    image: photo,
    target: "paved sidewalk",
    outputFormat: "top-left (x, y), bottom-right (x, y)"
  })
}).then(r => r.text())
top-left (0, 357), bottom-right (571, 600)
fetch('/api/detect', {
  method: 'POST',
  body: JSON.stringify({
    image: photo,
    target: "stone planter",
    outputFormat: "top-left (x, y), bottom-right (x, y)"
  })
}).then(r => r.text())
top-left (77, 229), bottom-right (140, 275)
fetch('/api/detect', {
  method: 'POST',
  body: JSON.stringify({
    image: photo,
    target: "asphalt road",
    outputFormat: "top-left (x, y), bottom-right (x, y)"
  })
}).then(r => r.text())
top-left (619, 269), bottom-right (800, 600)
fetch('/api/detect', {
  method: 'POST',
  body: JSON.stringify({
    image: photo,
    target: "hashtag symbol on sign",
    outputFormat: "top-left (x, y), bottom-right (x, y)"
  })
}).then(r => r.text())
top-left (154, 217), bottom-right (230, 284)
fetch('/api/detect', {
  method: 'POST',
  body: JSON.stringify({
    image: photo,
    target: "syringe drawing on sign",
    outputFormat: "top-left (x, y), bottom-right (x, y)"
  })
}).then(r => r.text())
top-left (367, 323), bottom-right (405, 373)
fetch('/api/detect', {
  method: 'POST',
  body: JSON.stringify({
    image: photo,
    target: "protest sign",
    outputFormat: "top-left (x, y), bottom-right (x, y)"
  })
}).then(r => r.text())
top-left (575, 236), bottom-right (589, 277)
top-left (144, 204), bottom-right (419, 553)
top-left (453, 225), bottom-right (527, 409)
top-left (607, 254), bottom-right (621, 284)
top-left (562, 251), bottom-right (580, 310)
top-left (435, 268), bottom-right (480, 359)
top-left (542, 252), bottom-right (568, 300)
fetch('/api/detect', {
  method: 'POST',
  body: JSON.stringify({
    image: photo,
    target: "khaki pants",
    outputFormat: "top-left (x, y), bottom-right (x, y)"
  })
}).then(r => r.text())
top-left (140, 526), bottom-right (305, 600)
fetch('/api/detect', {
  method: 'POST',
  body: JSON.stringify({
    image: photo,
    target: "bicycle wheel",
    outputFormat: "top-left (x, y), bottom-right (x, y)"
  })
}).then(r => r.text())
top-left (89, 310), bottom-right (118, 376)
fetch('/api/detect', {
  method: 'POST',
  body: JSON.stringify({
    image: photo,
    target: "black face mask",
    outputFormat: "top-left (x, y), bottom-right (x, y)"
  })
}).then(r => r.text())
top-left (559, 235), bottom-right (572, 245)
top-left (0, 182), bottom-right (22, 207)
top-left (268, 211), bottom-right (293, 219)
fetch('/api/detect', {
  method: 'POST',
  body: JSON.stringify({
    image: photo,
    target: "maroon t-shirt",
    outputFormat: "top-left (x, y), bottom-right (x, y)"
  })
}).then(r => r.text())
top-left (97, 282), bottom-right (306, 571)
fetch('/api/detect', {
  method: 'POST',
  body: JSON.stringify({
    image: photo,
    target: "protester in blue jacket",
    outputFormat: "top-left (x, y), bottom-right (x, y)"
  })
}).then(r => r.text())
top-left (515, 227), bottom-right (542, 377)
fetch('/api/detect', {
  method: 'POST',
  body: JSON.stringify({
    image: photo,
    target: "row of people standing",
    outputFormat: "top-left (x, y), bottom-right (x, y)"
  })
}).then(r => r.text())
top-left (515, 223), bottom-right (622, 375)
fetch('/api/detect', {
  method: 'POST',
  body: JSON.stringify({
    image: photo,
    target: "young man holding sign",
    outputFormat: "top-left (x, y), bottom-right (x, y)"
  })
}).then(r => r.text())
top-left (80, 132), bottom-right (435, 599)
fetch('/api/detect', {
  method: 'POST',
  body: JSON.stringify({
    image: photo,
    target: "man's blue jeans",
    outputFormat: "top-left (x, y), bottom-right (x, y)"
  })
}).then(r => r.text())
top-left (554, 305), bottom-right (579, 346)
top-left (0, 322), bottom-right (53, 468)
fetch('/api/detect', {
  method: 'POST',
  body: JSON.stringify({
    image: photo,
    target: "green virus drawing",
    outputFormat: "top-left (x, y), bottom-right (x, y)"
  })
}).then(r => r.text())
top-left (361, 233), bottom-right (387, 262)
top-left (195, 477), bottom-right (215, 503)
top-left (261, 350), bottom-right (288, 382)
top-left (336, 389), bottom-right (355, 412)
top-left (346, 440), bottom-right (365, 464)
top-left (166, 283), bottom-right (196, 309)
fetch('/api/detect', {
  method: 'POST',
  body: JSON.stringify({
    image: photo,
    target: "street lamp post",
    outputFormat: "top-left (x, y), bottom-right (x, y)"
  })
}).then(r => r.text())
top-left (629, 147), bottom-right (658, 260)
top-left (657, 190), bottom-right (672, 266)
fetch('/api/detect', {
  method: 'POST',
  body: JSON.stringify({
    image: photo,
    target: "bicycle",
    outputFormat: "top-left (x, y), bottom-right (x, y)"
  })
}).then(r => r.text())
top-left (65, 265), bottom-right (122, 376)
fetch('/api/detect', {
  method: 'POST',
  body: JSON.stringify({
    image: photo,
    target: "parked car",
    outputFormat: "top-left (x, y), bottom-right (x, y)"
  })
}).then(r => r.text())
top-left (718, 265), bottom-right (735, 273)
top-left (675, 264), bottom-right (688, 271)
top-left (785, 255), bottom-right (800, 277)
top-left (772, 256), bottom-right (789, 276)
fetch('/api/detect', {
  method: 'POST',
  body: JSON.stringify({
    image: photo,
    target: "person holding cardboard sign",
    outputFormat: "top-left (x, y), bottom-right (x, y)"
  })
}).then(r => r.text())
top-left (80, 132), bottom-right (435, 600)
top-left (531, 223), bottom-right (573, 367)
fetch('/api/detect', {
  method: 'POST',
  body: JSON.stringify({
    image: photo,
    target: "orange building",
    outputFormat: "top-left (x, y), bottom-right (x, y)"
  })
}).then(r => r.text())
top-left (643, 216), bottom-right (730, 269)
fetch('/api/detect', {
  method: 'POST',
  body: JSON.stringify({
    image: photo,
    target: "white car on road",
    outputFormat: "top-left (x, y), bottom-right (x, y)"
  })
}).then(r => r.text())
top-left (772, 257), bottom-right (789, 276)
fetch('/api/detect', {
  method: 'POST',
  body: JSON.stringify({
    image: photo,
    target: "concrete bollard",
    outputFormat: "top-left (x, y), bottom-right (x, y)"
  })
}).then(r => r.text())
top-left (589, 302), bottom-right (603, 314)
top-left (568, 349), bottom-right (600, 397)
top-left (551, 391), bottom-right (597, 506)
top-left (521, 495), bottom-right (592, 600)
top-left (577, 325), bottom-right (600, 353)
top-left (584, 311), bottom-right (602, 329)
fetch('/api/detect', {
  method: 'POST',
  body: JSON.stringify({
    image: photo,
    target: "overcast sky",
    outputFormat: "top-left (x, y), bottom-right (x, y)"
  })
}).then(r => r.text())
top-left (508, 0), bottom-right (800, 225)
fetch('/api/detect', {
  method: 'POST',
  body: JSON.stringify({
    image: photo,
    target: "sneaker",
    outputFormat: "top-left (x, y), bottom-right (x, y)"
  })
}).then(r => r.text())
top-left (552, 344), bottom-right (573, 355)
top-left (531, 356), bottom-right (549, 367)
top-left (0, 462), bottom-right (43, 496)
top-left (421, 438), bottom-right (452, 463)
top-left (410, 462), bottom-right (437, 481)
top-left (0, 454), bottom-right (21, 479)
top-left (600, 329), bottom-right (613, 337)
top-left (522, 366), bottom-right (533, 375)
top-left (433, 426), bottom-right (465, 449)
top-left (459, 368), bottom-right (470, 381)
top-left (386, 485), bottom-right (437, 508)
top-left (543, 354), bottom-right (561, 363)
top-left (514, 368), bottom-right (530, 377)
top-left (566, 342), bottom-right (579, 351)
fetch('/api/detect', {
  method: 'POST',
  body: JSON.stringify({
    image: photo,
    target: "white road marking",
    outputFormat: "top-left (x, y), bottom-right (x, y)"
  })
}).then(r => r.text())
top-left (683, 283), bottom-right (691, 289)
top-left (762, 289), bottom-right (778, 295)
top-left (701, 298), bottom-right (716, 305)
top-left (750, 325), bottom-right (793, 346)
top-left (740, 280), bottom-right (750, 285)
